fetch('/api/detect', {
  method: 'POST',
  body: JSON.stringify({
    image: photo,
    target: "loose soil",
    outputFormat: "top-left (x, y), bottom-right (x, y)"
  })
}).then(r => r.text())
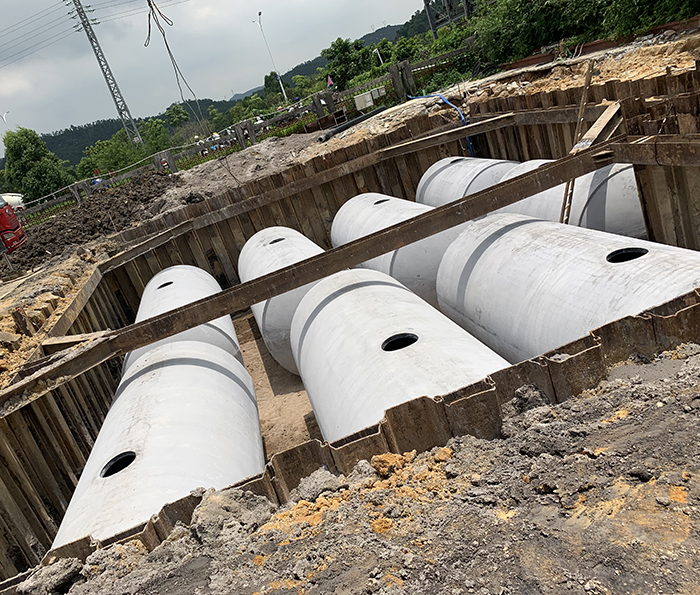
top-left (15, 344), bottom-right (700, 595)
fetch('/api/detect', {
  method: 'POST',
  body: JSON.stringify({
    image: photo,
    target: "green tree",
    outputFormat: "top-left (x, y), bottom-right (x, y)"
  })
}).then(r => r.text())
top-left (3, 127), bottom-right (72, 201)
top-left (321, 38), bottom-right (373, 91)
top-left (165, 103), bottom-right (190, 128)
top-left (139, 118), bottom-right (172, 156)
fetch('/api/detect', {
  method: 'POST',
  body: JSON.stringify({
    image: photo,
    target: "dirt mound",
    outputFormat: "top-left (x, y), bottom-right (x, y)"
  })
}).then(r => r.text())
top-left (16, 345), bottom-right (700, 595)
top-left (4, 172), bottom-right (185, 278)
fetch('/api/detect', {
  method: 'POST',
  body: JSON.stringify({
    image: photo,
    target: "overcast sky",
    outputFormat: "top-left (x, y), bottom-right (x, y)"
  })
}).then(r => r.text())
top-left (0, 0), bottom-right (422, 158)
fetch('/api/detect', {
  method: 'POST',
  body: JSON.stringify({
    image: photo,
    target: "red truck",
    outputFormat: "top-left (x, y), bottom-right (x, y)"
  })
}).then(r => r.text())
top-left (0, 196), bottom-right (27, 253)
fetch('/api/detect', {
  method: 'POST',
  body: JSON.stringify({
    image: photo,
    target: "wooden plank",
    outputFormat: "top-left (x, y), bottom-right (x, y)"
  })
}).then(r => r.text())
top-left (122, 260), bottom-right (146, 296)
top-left (571, 102), bottom-right (622, 153)
top-left (210, 223), bottom-right (240, 286)
top-left (0, 137), bottom-right (621, 415)
top-left (105, 268), bottom-right (138, 322)
top-left (42, 332), bottom-right (108, 355)
top-left (48, 269), bottom-right (102, 338)
top-left (611, 136), bottom-right (700, 165)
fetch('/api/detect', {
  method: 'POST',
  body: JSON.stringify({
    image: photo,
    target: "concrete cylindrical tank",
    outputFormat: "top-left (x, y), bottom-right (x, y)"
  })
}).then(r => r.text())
top-left (290, 269), bottom-right (510, 443)
top-left (495, 160), bottom-right (647, 239)
top-left (122, 265), bottom-right (241, 373)
top-left (415, 156), bottom-right (520, 207)
top-left (437, 213), bottom-right (700, 364)
top-left (52, 340), bottom-right (265, 548)
top-left (238, 226), bottom-right (325, 375)
top-left (330, 193), bottom-right (466, 307)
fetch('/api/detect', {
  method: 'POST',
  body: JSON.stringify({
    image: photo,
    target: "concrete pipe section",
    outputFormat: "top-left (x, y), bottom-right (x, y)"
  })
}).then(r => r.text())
top-left (330, 193), bottom-right (466, 307)
top-left (437, 213), bottom-right (700, 364)
top-left (52, 340), bottom-right (265, 548)
top-left (495, 160), bottom-right (647, 239)
top-left (122, 265), bottom-right (242, 373)
top-left (238, 226), bottom-right (324, 375)
top-left (415, 156), bottom-right (520, 207)
top-left (290, 269), bottom-right (510, 443)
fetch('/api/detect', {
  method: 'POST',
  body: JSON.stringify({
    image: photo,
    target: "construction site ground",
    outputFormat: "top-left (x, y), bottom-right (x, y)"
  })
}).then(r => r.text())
top-left (15, 343), bottom-right (700, 595)
top-left (3, 26), bottom-right (700, 594)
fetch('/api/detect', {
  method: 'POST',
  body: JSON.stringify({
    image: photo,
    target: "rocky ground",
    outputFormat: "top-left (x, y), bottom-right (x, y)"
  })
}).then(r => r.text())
top-left (15, 344), bottom-right (700, 595)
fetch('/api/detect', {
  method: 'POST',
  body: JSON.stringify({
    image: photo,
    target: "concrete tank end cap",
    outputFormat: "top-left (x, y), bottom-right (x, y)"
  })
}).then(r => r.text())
top-left (144, 264), bottom-right (221, 290)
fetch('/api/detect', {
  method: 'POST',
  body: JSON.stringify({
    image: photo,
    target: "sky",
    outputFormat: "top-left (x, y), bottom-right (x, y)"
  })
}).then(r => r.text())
top-left (0, 0), bottom-right (423, 158)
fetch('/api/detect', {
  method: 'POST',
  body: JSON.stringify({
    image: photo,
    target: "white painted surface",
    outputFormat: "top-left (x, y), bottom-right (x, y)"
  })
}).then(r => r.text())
top-left (496, 160), bottom-right (647, 239)
top-left (290, 269), bottom-right (510, 443)
top-left (437, 213), bottom-right (700, 364)
top-left (52, 341), bottom-right (264, 548)
top-left (330, 193), bottom-right (466, 307)
top-left (122, 265), bottom-right (241, 373)
top-left (415, 156), bottom-right (520, 207)
top-left (238, 226), bottom-right (325, 374)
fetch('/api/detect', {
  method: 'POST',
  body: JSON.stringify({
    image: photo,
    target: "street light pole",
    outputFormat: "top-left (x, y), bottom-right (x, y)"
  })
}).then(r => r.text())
top-left (255, 11), bottom-right (289, 104)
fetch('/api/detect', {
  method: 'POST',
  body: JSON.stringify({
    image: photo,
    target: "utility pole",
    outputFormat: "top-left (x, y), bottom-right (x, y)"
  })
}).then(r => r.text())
top-left (254, 11), bottom-right (289, 104)
top-left (424, 0), bottom-right (438, 40)
top-left (67, 0), bottom-right (141, 145)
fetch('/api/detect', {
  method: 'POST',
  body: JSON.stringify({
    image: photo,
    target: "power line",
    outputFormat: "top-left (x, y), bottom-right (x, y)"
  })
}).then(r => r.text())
top-left (98, 0), bottom-right (192, 23)
top-left (0, 13), bottom-right (74, 52)
top-left (0, 27), bottom-right (77, 70)
top-left (0, 0), bottom-right (191, 69)
top-left (0, 2), bottom-right (66, 37)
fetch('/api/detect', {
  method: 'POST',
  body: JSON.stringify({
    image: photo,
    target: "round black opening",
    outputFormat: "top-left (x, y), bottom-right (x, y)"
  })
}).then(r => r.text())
top-left (382, 333), bottom-right (419, 352)
top-left (269, 237), bottom-right (285, 245)
top-left (157, 281), bottom-right (173, 290)
top-left (100, 451), bottom-right (136, 478)
top-left (374, 198), bottom-right (390, 205)
top-left (606, 247), bottom-right (649, 263)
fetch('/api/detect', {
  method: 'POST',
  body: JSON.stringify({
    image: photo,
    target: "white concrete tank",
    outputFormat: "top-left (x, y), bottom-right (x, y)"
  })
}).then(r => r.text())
top-left (437, 213), bottom-right (700, 364)
top-left (52, 340), bottom-right (265, 548)
top-left (415, 156), bottom-right (520, 207)
top-left (290, 269), bottom-right (510, 443)
top-left (330, 193), bottom-right (466, 307)
top-left (122, 265), bottom-right (241, 373)
top-left (496, 160), bottom-right (647, 239)
top-left (238, 226), bottom-right (324, 375)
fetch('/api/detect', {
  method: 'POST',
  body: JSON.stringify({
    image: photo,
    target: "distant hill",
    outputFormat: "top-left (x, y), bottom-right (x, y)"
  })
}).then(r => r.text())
top-left (280, 56), bottom-right (328, 85)
top-left (360, 24), bottom-right (401, 45)
top-left (230, 86), bottom-right (264, 101)
top-left (42, 119), bottom-right (123, 168)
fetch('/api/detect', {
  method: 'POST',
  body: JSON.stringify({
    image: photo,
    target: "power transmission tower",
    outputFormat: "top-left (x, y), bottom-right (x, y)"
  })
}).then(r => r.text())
top-left (66, 0), bottom-right (141, 144)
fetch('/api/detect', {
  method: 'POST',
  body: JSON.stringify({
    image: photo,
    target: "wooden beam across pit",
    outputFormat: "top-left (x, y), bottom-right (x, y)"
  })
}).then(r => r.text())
top-left (0, 136), bottom-right (621, 417)
top-left (610, 134), bottom-right (700, 166)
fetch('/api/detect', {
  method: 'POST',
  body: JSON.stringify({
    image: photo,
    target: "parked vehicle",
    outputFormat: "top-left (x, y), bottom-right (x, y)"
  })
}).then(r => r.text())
top-left (0, 193), bottom-right (25, 211)
top-left (0, 196), bottom-right (27, 253)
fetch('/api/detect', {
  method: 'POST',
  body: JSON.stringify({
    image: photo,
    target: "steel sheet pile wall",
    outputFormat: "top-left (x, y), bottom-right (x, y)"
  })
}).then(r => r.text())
top-left (615, 90), bottom-right (700, 250)
top-left (0, 269), bottom-right (128, 581)
top-left (468, 64), bottom-right (700, 161)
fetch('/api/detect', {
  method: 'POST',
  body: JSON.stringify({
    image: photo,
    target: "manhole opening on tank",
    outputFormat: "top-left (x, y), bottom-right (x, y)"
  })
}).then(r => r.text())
top-left (269, 238), bottom-right (286, 245)
top-left (100, 451), bottom-right (136, 478)
top-left (374, 198), bottom-right (390, 205)
top-left (382, 333), bottom-right (419, 352)
top-left (157, 281), bottom-right (174, 290)
top-left (606, 247), bottom-right (649, 263)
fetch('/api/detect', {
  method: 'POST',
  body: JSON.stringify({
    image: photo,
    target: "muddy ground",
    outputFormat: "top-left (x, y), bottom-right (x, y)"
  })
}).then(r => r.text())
top-left (15, 343), bottom-right (700, 595)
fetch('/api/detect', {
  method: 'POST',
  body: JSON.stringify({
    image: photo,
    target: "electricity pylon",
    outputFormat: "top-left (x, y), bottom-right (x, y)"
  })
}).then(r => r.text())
top-left (67, 0), bottom-right (141, 144)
